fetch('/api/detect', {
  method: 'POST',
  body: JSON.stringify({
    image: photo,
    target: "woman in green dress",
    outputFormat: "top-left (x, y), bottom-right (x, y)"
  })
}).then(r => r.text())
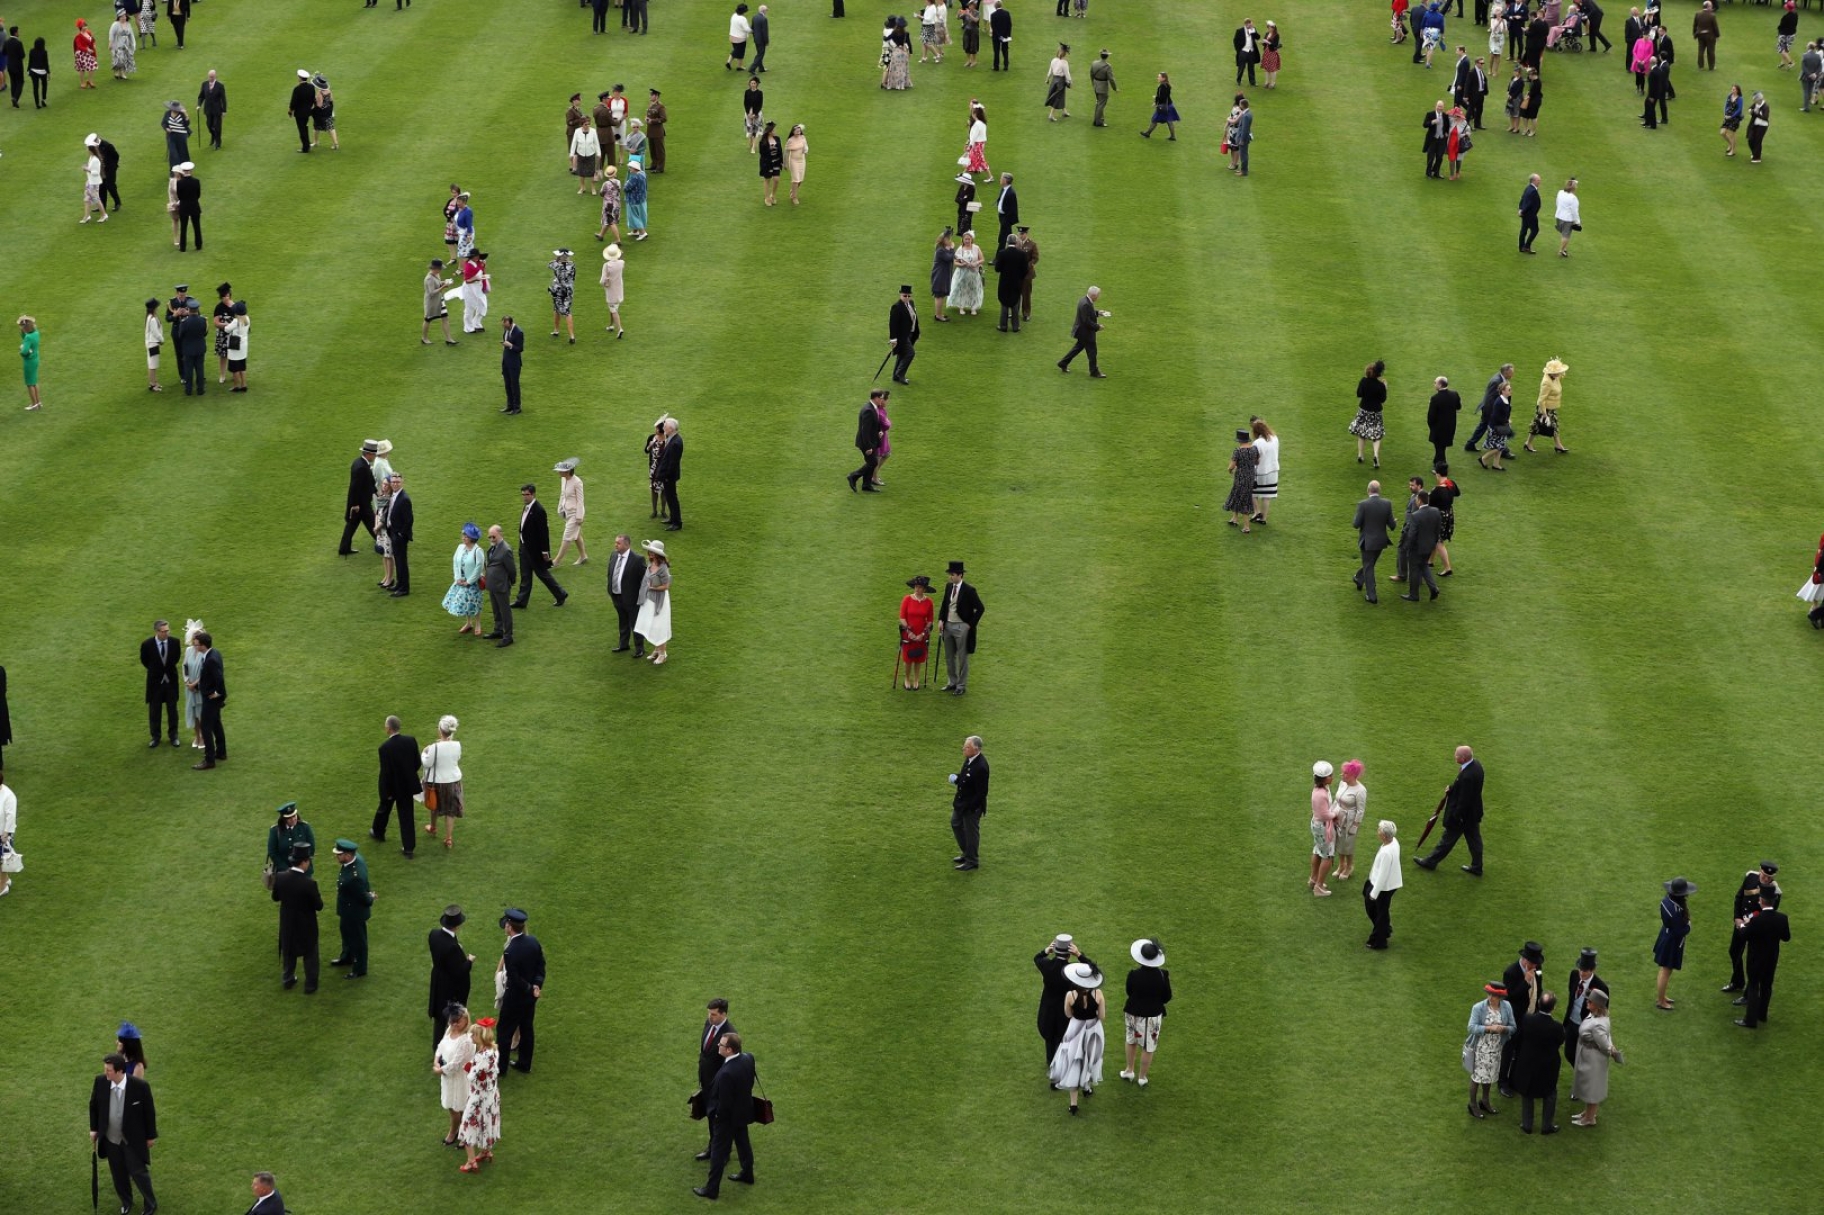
top-left (18, 316), bottom-right (41, 410)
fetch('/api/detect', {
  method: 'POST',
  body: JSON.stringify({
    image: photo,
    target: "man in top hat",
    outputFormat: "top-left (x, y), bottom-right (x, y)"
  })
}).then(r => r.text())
top-left (1512, 990), bottom-right (1562, 1134)
top-left (495, 908), bottom-right (546, 1072)
top-left (693, 998), bottom-right (736, 1160)
top-left (848, 389), bottom-right (887, 493)
top-left (693, 1031), bottom-right (758, 1200)
top-left (288, 70), bottom-right (317, 153)
top-left (197, 69), bottom-right (227, 149)
top-left (385, 472), bottom-right (413, 596)
top-left (1498, 941), bottom-right (1544, 1097)
top-left (1736, 883), bottom-right (1790, 1029)
top-left (888, 285), bottom-right (920, 384)
top-left (512, 484), bottom-right (567, 607)
top-left (1561, 948), bottom-right (1608, 1063)
top-left (89, 1052), bottom-right (159, 1215)
top-left (1120, 938), bottom-right (1171, 1085)
top-left (1724, 861), bottom-right (1781, 994)
top-left (1414, 744), bottom-right (1486, 874)
top-left (1057, 285), bottom-right (1109, 377)
top-left (1034, 934), bottom-right (1094, 1070)
top-left (937, 562), bottom-right (985, 694)
top-left (1089, 49), bottom-right (1116, 125)
top-left (372, 716), bottom-right (422, 855)
top-left (948, 734), bottom-right (989, 871)
top-left (141, 619), bottom-right (182, 748)
top-left (428, 905), bottom-right (475, 1046)
top-left (423, 258), bottom-right (456, 345)
top-left (329, 839), bottom-right (374, 978)
top-left (340, 440), bottom-right (379, 555)
top-left (271, 845), bottom-right (323, 992)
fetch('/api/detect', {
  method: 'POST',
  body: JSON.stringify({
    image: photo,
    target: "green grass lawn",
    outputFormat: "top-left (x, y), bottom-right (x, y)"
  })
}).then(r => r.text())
top-left (4, 1), bottom-right (1823, 1211)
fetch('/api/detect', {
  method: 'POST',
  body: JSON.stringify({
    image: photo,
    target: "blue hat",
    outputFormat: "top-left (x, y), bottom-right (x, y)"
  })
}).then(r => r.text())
top-left (462, 522), bottom-right (481, 541)
top-left (118, 1022), bottom-right (141, 1040)
top-left (499, 908), bottom-right (528, 928)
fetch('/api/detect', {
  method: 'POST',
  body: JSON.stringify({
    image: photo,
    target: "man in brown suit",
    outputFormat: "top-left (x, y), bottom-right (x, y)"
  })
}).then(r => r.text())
top-left (565, 93), bottom-right (586, 147)
top-left (645, 89), bottom-right (668, 172)
top-left (592, 91), bottom-right (616, 170)
top-left (1016, 226), bottom-right (1039, 322)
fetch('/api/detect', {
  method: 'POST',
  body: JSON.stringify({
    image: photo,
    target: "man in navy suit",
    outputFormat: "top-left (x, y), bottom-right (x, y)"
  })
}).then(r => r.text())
top-left (1351, 481), bottom-right (1396, 604)
top-left (385, 472), bottom-right (414, 596)
top-left (246, 1172), bottom-right (284, 1215)
top-left (949, 734), bottom-right (990, 869)
top-left (90, 1054), bottom-right (159, 1215)
top-left (848, 390), bottom-right (886, 492)
top-left (694, 1032), bottom-right (758, 1199)
top-left (140, 619), bottom-right (182, 748)
top-left (190, 630), bottom-right (227, 769)
top-left (371, 715), bottom-right (421, 853)
top-left (1737, 886), bottom-right (1791, 1028)
top-left (990, 1), bottom-right (1012, 70)
top-left (1415, 745), bottom-right (1487, 873)
top-left (500, 315), bottom-right (525, 414)
top-left (495, 908), bottom-right (546, 1072)
top-left (693, 998), bottom-right (736, 1161)
top-left (511, 485), bottom-right (568, 608)
top-left (1517, 174), bottom-right (1542, 253)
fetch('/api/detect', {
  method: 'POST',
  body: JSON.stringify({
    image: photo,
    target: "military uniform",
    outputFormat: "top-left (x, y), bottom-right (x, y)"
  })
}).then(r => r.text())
top-left (266, 804), bottom-right (316, 878)
top-left (331, 839), bottom-right (374, 978)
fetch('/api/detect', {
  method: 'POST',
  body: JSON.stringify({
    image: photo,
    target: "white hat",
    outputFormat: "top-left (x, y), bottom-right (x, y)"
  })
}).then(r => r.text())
top-left (1130, 938), bottom-right (1166, 968)
top-left (85, 132), bottom-right (100, 147)
top-left (1062, 962), bottom-right (1103, 990)
top-left (177, 161), bottom-right (195, 172)
top-left (553, 458), bottom-right (579, 473)
top-left (1313, 761), bottom-right (1334, 779)
top-left (604, 244), bottom-right (623, 261)
top-left (642, 539), bottom-right (667, 558)
top-left (374, 439), bottom-right (394, 456)
top-left (298, 69), bottom-right (312, 79)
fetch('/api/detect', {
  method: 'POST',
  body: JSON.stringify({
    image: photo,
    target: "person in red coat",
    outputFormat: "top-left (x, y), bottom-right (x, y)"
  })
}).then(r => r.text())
top-left (899, 576), bottom-right (935, 689)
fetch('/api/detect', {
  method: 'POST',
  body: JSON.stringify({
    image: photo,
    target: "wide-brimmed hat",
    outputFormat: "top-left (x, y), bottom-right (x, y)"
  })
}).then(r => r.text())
top-left (1483, 982), bottom-right (1507, 996)
top-left (642, 539), bottom-right (667, 558)
top-left (554, 458), bottom-right (579, 473)
top-left (604, 245), bottom-right (623, 261)
top-left (553, 248), bottom-right (573, 258)
top-left (374, 439), bottom-right (394, 456)
top-left (440, 905), bottom-right (467, 929)
top-left (313, 75), bottom-right (329, 88)
top-left (1312, 761), bottom-right (1334, 779)
top-left (1520, 941), bottom-right (1545, 965)
top-left (1543, 358), bottom-right (1569, 376)
top-left (1130, 938), bottom-right (1166, 968)
top-left (166, 100), bottom-right (182, 110)
top-left (906, 575), bottom-right (932, 590)
top-left (1063, 962), bottom-right (1103, 989)
top-left (1664, 876), bottom-right (1698, 897)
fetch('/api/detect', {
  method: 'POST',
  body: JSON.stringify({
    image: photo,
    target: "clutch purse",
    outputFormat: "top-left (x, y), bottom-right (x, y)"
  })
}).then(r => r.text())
top-left (966, 202), bottom-right (982, 212)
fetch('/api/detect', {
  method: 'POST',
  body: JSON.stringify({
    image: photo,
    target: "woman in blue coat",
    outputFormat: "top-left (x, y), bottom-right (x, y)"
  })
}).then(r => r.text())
top-left (1654, 876), bottom-right (1695, 1010)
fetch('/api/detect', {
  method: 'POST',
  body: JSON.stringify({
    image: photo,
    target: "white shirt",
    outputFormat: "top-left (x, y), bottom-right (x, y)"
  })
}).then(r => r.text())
top-left (422, 739), bottom-right (463, 783)
top-left (0, 783), bottom-right (16, 836)
top-left (570, 128), bottom-right (601, 158)
top-left (730, 13), bottom-right (752, 40)
top-left (923, 3), bottom-right (940, 22)
top-left (1555, 190), bottom-right (1580, 224)
top-left (1366, 839), bottom-right (1403, 897)
top-left (1251, 435), bottom-right (1279, 478)
top-left (228, 316), bottom-right (249, 361)
top-left (145, 314), bottom-right (164, 350)
top-left (86, 154), bottom-right (103, 186)
top-left (1048, 56), bottom-right (1072, 84)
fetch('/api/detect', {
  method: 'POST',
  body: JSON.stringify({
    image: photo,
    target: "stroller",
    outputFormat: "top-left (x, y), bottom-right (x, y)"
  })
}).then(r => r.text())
top-left (1548, 4), bottom-right (1585, 53)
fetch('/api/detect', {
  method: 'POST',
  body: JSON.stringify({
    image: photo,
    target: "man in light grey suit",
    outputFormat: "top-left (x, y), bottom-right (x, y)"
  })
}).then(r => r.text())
top-left (1399, 493), bottom-right (1443, 602)
top-left (483, 525), bottom-right (518, 647)
top-left (1352, 481), bottom-right (1396, 605)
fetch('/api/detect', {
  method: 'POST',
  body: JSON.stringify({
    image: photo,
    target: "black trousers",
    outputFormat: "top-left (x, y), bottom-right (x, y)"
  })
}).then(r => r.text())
top-left (1587, 15), bottom-right (1611, 50)
top-left (1519, 213), bottom-right (1539, 250)
top-left (1420, 821), bottom-right (1483, 870)
top-left (1236, 57), bottom-right (1256, 85)
top-left (1467, 94), bottom-right (1485, 128)
top-left (1520, 1090), bottom-right (1557, 1131)
top-left (340, 504), bottom-right (376, 553)
top-left (372, 792), bottom-right (415, 850)
top-left (513, 553), bottom-right (565, 606)
top-left (391, 538), bottom-right (410, 592)
top-left (497, 995), bottom-right (537, 1070)
top-left (489, 583), bottom-right (515, 639)
top-left (1729, 927), bottom-right (1749, 988)
top-left (206, 111), bottom-right (223, 147)
top-left (171, 15), bottom-right (186, 46)
top-left (1465, 415), bottom-right (1490, 449)
top-left (101, 170), bottom-right (122, 211)
top-left (8, 72), bottom-right (22, 106)
top-left (752, 40), bottom-right (768, 70)
top-left (1405, 557), bottom-right (1439, 597)
top-left (661, 479), bottom-right (682, 526)
top-left (1042, 1025), bottom-right (1065, 1065)
top-left (852, 447), bottom-right (879, 487)
top-left (833, 0), bottom-right (845, 14)
top-left (1059, 333), bottom-right (1098, 373)
top-left (200, 697), bottom-right (226, 761)
top-left (629, 0), bottom-right (648, 31)
top-left (178, 349), bottom-right (205, 393)
top-left (31, 71), bottom-right (47, 105)
top-left (295, 113), bottom-right (312, 152)
top-left (593, 0), bottom-right (608, 32)
top-left (148, 693), bottom-right (178, 742)
top-left (1748, 125), bottom-right (1766, 159)
top-left (892, 343), bottom-right (916, 381)
top-left (611, 592), bottom-right (636, 647)
top-left (179, 208), bottom-right (202, 251)
top-left (1742, 968), bottom-right (1778, 1026)
top-left (993, 38), bottom-right (1009, 69)
top-left (337, 915), bottom-right (369, 974)
top-left (703, 1117), bottom-right (753, 1197)
top-left (1363, 884), bottom-right (1395, 947)
top-left (103, 1142), bottom-right (156, 1211)
top-left (1425, 146), bottom-right (1445, 176)
top-left (282, 937), bottom-right (319, 989)
top-left (502, 364), bottom-right (522, 410)
top-left (951, 808), bottom-right (981, 865)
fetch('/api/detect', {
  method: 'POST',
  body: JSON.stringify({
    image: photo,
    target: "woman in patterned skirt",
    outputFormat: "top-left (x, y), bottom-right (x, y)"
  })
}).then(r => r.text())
top-left (1142, 73), bottom-right (1179, 139)
top-left (595, 166), bottom-right (622, 243)
top-left (645, 417), bottom-right (669, 520)
top-left (1261, 21), bottom-right (1282, 88)
top-left (547, 249), bottom-right (577, 343)
top-left (1429, 463), bottom-right (1459, 576)
top-left (108, 12), bottom-right (135, 79)
top-left (950, 230), bottom-right (985, 315)
top-left (443, 524), bottom-right (486, 635)
top-left (458, 1018), bottom-right (500, 1172)
top-left (73, 19), bottom-right (98, 90)
top-left (623, 159), bottom-right (649, 240)
top-left (212, 283), bottom-right (235, 384)
top-left (443, 184), bottom-right (464, 255)
top-left (965, 103), bottom-right (990, 178)
top-left (454, 193), bottom-right (475, 259)
top-left (1224, 428), bottom-right (1257, 533)
top-left (1464, 983), bottom-right (1515, 1119)
top-left (1350, 359), bottom-right (1388, 467)
top-left (1477, 379), bottom-right (1514, 471)
top-left (312, 75), bottom-right (339, 150)
top-left (138, 0), bottom-right (158, 49)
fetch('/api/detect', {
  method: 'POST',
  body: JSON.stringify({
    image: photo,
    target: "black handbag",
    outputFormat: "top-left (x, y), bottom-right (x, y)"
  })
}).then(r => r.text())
top-left (687, 1089), bottom-right (707, 1121)
top-left (752, 1073), bottom-right (775, 1125)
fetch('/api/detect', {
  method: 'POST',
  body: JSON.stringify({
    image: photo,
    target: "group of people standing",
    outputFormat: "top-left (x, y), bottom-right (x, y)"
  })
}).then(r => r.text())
top-left (1032, 934), bottom-right (1173, 1115)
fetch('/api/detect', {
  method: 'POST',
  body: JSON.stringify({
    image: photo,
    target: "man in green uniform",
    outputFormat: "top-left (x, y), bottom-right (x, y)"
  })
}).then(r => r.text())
top-left (329, 838), bottom-right (375, 979)
top-left (265, 803), bottom-right (315, 885)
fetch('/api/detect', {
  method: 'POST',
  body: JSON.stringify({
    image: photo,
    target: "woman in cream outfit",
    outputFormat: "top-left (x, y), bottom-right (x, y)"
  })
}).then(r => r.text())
top-left (0, 771), bottom-right (19, 897)
top-left (421, 715), bottom-right (465, 850)
top-left (553, 459), bottom-right (588, 566)
top-left (434, 1005), bottom-right (475, 1146)
top-left (1330, 759), bottom-right (1368, 882)
top-left (181, 619), bottom-right (206, 748)
top-left (634, 539), bottom-right (672, 664)
top-left (600, 245), bottom-right (626, 338)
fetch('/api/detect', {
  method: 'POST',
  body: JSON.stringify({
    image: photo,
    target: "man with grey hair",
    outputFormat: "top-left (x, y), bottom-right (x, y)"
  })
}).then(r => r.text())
top-left (655, 417), bottom-right (684, 530)
top-left (1057, 285), bottom-right (1109, 378)
top-left (1363, 820), bottom-right (1402, 949)
top-left (1465, 362), bottom-right (1514, 452)
top-left (483, 525), bottom-right (518, 647)
top-left (606, 534), bottom-right (644, 652)
top-left (1351, 480), bottom-right (1396, 605)
top-left (947, 734), bottom-right (990, 871)
top-left (372, 714), bottom-right (422, 854)
top-left (247, 1170), bottom-right (284, 1214)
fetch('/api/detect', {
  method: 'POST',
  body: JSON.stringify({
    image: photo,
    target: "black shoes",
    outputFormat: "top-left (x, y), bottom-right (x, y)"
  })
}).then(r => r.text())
top-left (1400, 594), bottom-right (1420, 602)
top-left (330, 956), bottom-right (351, 967)
top-left (1734, 1019), bottom-right (1755, 1028)
top-left (482, 632), bottom-right (503, 639)
top-left (496, 639), bottom-right (514, 648)
top-left (345, 971), bottom-right (364, 980)
top-left (283, 978), bottom-right (297, 989)
top-left (847, 473), bottom-right (859, 491)
top-left (731, 1173), bottom-right (754, 1185)
top-left (693, 1187), bottom-right (717, 1200)
top-left (954, 861), bottom-right (978, 870)
top-left (694, 1151), bottom-right (711, 1162)
top-left (665, 523), bottom-right (682, 531)
top-left (148, 739), bottom-right (161, 748)
top-left (1461, 866), bottom-right (1483, 876)
top-left (1720, 983), bottom-right (1743, 993)
top-left (554, 594), bottom-right (569, 607)
top-left (1089, 371), bottom-right (1107, 378)
top-left (1413, 858), bottom-right (1437, 870)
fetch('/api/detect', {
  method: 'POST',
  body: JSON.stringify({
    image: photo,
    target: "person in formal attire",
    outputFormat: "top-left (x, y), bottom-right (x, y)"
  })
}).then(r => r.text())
top-left (1049, 963), bottom-right (1106, 1113)
top-left (930, 230), bottom-right (955, 322)
top-left (992, 171), bottom-right (1018, 249)
top-left (1802, 43), bottom-right (1821, 113)
top-left (1415, 745), bottom-right (1485, 872)
top-left (288, 70), bottom-right (316, 153)
top-left (1583, 0), bottom-right (1612, 51)
top-left (937, 561), bottom-right (985, 694)
top-left (265, 802), bottom-right (315, 885)
top-left (1422, 99), bottom-right (1451, 178)
top-left (458, 1018), bottom-right (501, 1171)
top-left (141, 619), bottom-right (182, 748)
top-left (1737, 884), bottom-right (1790, 1029)
top-left (163, 101), bottom-right (191, 169)
top-left (1231, 96), bottom-right (1253, 176)
top-left (2, 27), bottom-right (25, 108)
top-left (848, 389), bottom-right (888, 493)
top-left (1351, 480), bottom-right (1396, 604)
top-left (1746, 90), bottom-right (1769, 163)
top-left (1141, 71), bottom-right (1179, 138)
top-left (458, 247), bottom-right (489, 333)
top-left (1089, 48), bottom-right (1116, 125)
top-left (694, 1032), bottom-right (758, 1199)
top-left (1057, 285), bottom-right (1109, 377)
top-left (1464, 363), bottom-right (1511, 452)
top-left (1351, 360), bottom-right (1388, 466)
top-left (990, 0), bottom-right (1012, 70)
top-left (1359, 820), bottom-right (1402, 949)
top-left (499, 315), bottom-right (525, 414)
top-left (371, 715), bottom-right (422, 853)
top-left (1654, 876), bottom-right (1695, 1009)
top-left (271, 845), bottom-right (323, 992)
top-left (948, 734), bottom-right (989, 870)
top-left (1561, 948), bottom-right (1608, 1063)
top-left (1234, 17), bottom-right (1262, 85)
top-left (329, 839), bottom-right (373, 979)
top-left (950, 228), bottom-right (985, 316)
top-left (784, 123), bottom-right (807, 204)
top-left (1466, 55), bottom-right (1489, 127)
top-left (1427, 377), bottom-right (1462, 465)
top-left (552, 459), bottom-right (588, 565)
top-left (692, 998), bottom-right (736, 1161)
top-left (483, 525), bottom-right (517, 647)
top-left (172, 161), bottom-right (202, 252)
top-left (605, 534), bottom-right (642, 651)
top-left (1428, 464), bottom-right (1459, 576)
top-left (1498, 941), bottom-right (1544, 1096)
top-left (1569, 989), bottom-right (1621, 1125)
top-left (1330, 759), bottom-right (1368, 880)
top-left (645, 90), bottom-right (668, 171)
top-left (635, 540), bottom-right (673, 664)
top-left (1118, 938), bottom-right (1170, 1084)
top-left (1398, 491), bottom-right (1442, 602)
top-left (1723, 862), bottom-right (1780, 993)
top-left (1516, 173), bottom-right (1541, 254)
top-left (655, 418), bottom-right (684, 530)
top-left (495, 908), bottom-right (546, 1073)
top-left (1464, 981), bottom-right (1514, 1119)
top-left (511, 484), bottom-right (567, 606)
top-left (434, 1005), bottom-right (475, 1146)
top-left (1244, 417), bottom-right (1280, 526)
top-left (420, 715), bottom-right (465, 848)
top-left (1033, 934), bottom-right (1092, 1070)
top-left (1524, 358), bottom-right (1569, 454)
top-left (599, 244), bottom-right (626, 334)
top-left (89, 1054), bottom-right (158, 1215)
top-left (340, 440), bottom-right (379, 555)
top-left (1691, 1), bottom-right (1718, 71)
top-left (246, 1172), bottom-right (284, 1215)
top-left (1514, 991), bottom-right (1562, 1134)
top-left (751, 4), bottom-right (771, 71)
top-left (385, 472), bottom-right (413, 596)
top-left (190, 629), bottom-right (226, 769)
top-left (428, 906), bottom-right (475, 1049)
top-left (95, 134), bottom-right (123, 214)
top-left (899, 575), bottom-right (935, 689)
top-left (992, 234), bottom-right (1028, 333)
top-left (727, 3), bottom-right (753, 70)
top-left (1719, 84), bottom-right (1743, 157)
top-left (444, 523), bottom-right (486, 635)
top-left (0, 771), bottom-right (19, 898)
top-left (888, 284), bottom-right (920, 383)
top-left (198, 69), bottom-right (226, 148)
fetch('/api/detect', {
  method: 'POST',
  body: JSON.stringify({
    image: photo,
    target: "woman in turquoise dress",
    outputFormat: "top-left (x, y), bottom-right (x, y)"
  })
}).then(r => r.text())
top-left (442, 523), bottom-right (486, 636)
top-left (624, 159), bottom-right (650, 240)
top-left (181, 621), bottom-right (206, 749)
top-left (18, 316), bottom-right (41, 410)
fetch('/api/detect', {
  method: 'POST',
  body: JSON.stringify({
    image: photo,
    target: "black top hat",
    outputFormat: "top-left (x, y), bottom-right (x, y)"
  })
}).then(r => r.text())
top-left (288, 844), bottom-right (313, 864)
top-left (1520, 941), bottom-right (1545, 965)
top-left (899, 284), bottom-right (914, 294)
top-left (1577, 948), bottom-right (1598, 969)
top-left (947, 560), bottom-right (966, 575)
top-left (441, 905), bottom-right (466, 929)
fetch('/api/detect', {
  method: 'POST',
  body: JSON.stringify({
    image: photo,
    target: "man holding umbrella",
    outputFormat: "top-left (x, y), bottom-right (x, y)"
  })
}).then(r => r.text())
top-left (887, 285), bottom-right (920, 384)
top-left (1413, 744), bottom-right (1486, 875)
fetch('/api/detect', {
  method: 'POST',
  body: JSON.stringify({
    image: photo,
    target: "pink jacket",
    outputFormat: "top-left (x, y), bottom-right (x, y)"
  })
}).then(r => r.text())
top-left (1311, 787), bottom-right (1337, 842)
top-left (1631, 37), bottom-right (1653, 72)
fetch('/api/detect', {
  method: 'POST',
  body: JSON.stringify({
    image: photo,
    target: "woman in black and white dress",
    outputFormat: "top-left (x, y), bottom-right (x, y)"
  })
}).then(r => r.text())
top-left (1048, 963), bottom-right (1105, 1114)
top-left (548, 249), bottom-right (577, 344)
top-left (1248, 416), bottom-right (1278, 525)
top-left (1350, 359), bottom-right (1388, 467)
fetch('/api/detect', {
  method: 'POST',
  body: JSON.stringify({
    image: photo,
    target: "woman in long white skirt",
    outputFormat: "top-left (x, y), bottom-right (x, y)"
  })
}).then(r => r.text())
top-left (1047, 963), bottom-right (1105, 1114)
top-left (634, 540), bottom-right (673, 664)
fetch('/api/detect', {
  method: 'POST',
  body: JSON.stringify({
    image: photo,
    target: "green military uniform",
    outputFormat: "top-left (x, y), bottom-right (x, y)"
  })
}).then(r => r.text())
top-left (266, 803), bottom-right (316, 876)
top-left (331, 839), bottom-right (373, 977)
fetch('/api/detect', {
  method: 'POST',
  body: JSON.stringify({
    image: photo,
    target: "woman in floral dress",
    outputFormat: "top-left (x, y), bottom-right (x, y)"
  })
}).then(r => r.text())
top-left (645, 417), bottom-right (669, 520)
top-left (108, 13), bottom-right (136, 79)
top-left (1225, 429), bottom-right (1257, 533)
top-left (138, 0), bottom-right (158, 49)
top-left (950, 230), bottom-right (984, 315)
top-left (443, 524), bottom-right (486, 635)
top-left (443, 184), bottom-right (464, 257)
top-left (548, 249), bottom-right (577, 343)
top-left (458, 1017), bottom-right (500, 1173)
top-left (595, 166), bottom-right (622, 244)
top-left (73, 19), bottom-right (99, 89)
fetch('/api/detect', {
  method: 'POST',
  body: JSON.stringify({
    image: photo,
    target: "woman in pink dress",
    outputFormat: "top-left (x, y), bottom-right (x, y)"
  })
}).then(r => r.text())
top-left (1308, 761), bottom-right (1337, 897)
top-left (458, 1017), bottom-right (500, 1173)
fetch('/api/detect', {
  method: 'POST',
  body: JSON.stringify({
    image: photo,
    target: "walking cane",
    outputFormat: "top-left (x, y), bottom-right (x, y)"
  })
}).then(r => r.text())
top-left (893, 630), bottom-right (904, 689)
top-left (930, 628), bottom-right (943, 691)
top-left (91, 1145), bottom-right (99, 1210)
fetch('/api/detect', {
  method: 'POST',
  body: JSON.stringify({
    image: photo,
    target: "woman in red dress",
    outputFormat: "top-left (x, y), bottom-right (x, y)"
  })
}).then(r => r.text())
top-left (899, 576), bottom-right (935, 690)
top-left (73, 19), bottom-right (99, 89)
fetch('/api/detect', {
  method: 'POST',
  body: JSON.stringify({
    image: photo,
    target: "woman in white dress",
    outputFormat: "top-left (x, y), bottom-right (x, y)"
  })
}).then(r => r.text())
top-left (1570, 989), bottom-right (1622, 1126)
top-left (144, 298), bottom-right (164, 392)
top-left (949, 229), bottom-right (985, 315)
top-left (181, 619), bottom-right (205, 748)
top-left (600, 245), bottom-right (625, 337)
top-left (1464, 981), bottom-right (1514, 1119)
top-left (1331, 759), bottom-right (1367, 881)
top-left (1048, 962), bottom-right (1105, 1113)
top-left (435, 1005), bottom-right (475, 1147)
top-left (634, 540), bottom-right (673, 665)
top-left (1248, 416), bottom-right (1279, 524)
top-left (421, 715), bottom-right (465, 850)
top-left (0, 770), bottom-right (19, 897)
top-left (458, 1018), bottom-right (501, 1172)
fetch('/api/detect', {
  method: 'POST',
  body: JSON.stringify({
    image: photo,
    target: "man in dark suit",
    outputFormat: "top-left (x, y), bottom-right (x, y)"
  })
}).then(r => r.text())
top-left (1421, 100), bottom-right (1450, 178)
top-left (500, 315), bottom-right (525, 413)
top-left (993, 172), bottom-right (1019, 253)
top-left (288, 69), bottom-right (316, 152)
top-left (496, 908), bottom-right (546, 1072)
top-left (246, 1172), bottom-right (284, 1215)
top-left (1517, 174), bottom-right (1542, 254)
top-left (1724, 862), bottom-right (1780, 993)
top-left (751, 4), bottom-right (770, 71)
top-left (484, 524), bottom-right (518, 646)
top-left (89, 1053), bottom-right (159, 1215)
top-left (848, 390), bottom-right (886, 492)
top-left (992, 233), bottom-right (1029, 334)
top-left (1057, 286), bottom-right (1108, 377)
top-left (1582, 0), bottom-right (1611, 51)
top-left (990, 1), bottom-right (1012, 70)
top-left (1623, 7), bottom-right (1646, 70)
top-left (1451, 45), bottom-right (1473, 109)
top-left (2, 28), bottom-right (25, 109)
top-left (606, 534), bottom-right (643, 649)
top-left (428, 905), bottom-right (474, 1045)
top-left (371, 715), bottom-right (421, 853)
top-left (385, 471), bottom-right (413, 595)
top-left (140, 619), bottom-right (182, 748)
top-left (1415, 744), bottom-right (1486, 873)
top-left (937, 561), bottom-right (985, 694)
top-left (1426, 376), bottom-right (1462, 464)
top-left (96, 135), bottom-right (123, 213)
top-left (888, 286), bottom-right (920, 384)
top-left (1467, 56), bottom-right (1489, 127)
top-left (197, 70), bottom-right (227, 149)
top-left (1562, 947), bottom-right (1609, 1063)
top-left (1398, 491), bottom-right (1443, 602)
top-left (168, 0), bottom-right (191, 48)
top-left (694, 1032), bottom-right (757, 1200)
top-left (949, 734), bottom-right (990, 870)
top-left (1351, 481), bottom-right (1396, 604)
top-left (175, 299), bottom-right (209, 395)
top-left (1514, 990), bottom-right (1562, 1134)
top-left (1737, 884), bottom-right (1790, 1029)
top-left (655, 417), bottom-right (684, 530)
top-left (1234, 19), bottom-right (1261, 85)
top-left (511, 484), bottom-right (568, 608)
top-left (1498, 941), bottom-right (1544, 1094)
top-left (340, 440), bottom-right (378, 554)
top-left (271, 846), bottom-right (323, 992)
top-left (190, 630), bottom-right (226, 769)
top-left (693, 998), bottom-right (736, 1160)
top-left (329, 839), bottom-right (373, 978)
top-left (1034, 935), bottom-right (1093, 1068)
